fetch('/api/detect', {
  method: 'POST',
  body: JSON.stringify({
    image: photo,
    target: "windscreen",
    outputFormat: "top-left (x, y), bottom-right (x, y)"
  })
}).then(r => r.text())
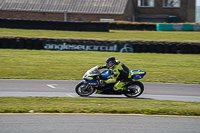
top-left (88, 67), bottom-right (100, 75)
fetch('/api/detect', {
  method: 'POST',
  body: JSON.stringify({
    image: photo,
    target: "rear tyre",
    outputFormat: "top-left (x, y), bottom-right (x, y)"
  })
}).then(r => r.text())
top-left (75, 82), bottom-right (95, 97)
top-left (124, 81), bottom-right (144, 98)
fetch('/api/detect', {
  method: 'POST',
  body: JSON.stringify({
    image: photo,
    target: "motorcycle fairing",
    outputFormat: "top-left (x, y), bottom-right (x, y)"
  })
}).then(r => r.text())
top-left (81, 66), bottom-right (146, 95)
top-left (82, 66), bottom-right (100, 80)
top-left (81, 80), bottom-right (98, 86)
top-left (131, 70), bottom-right (146, 80)
top-left (76, 66), bottom-right (146, 97)
top-left (96, 83), bottom-right (118, 94)
top-left (100, 69), bottom-right (113, 80)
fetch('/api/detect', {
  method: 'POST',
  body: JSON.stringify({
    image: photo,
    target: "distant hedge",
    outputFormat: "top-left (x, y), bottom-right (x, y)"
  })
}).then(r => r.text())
top-left (0, 18), bottom-right (109, 32)
top-left (0, 18), bottom-right (158, 31)
top-left (109, 23), bottom-right (156, 30)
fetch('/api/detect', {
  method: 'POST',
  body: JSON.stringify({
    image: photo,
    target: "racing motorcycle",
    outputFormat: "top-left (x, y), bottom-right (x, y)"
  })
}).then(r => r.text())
top-left (75, 66), bottom-right (146, 98)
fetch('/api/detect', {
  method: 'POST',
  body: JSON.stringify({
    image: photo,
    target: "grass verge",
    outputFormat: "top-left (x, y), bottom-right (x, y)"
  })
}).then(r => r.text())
top-left (0, 49), bottom-right (200, 84)
top-left (1, 28), bottom-right (200, 42)
top-left (0, 97), bottom-right (200, 116)
top-left (0, 28), bottom-right (200, 115)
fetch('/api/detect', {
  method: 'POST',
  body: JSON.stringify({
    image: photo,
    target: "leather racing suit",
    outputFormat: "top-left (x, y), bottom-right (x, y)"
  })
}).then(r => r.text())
top-left (99, 61), bottom-right (132, 92)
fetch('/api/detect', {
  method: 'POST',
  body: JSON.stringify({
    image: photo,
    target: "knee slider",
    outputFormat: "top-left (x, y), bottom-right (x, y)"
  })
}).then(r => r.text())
top-left (113, 86), bottom-right (118, 91)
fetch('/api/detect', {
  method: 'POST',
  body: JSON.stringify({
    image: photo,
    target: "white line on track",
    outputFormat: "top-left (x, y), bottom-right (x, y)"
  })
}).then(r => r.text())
top-left (46, 84), bottom-right (57, 89)
top-left (66, 93), bottom-right (74, 97)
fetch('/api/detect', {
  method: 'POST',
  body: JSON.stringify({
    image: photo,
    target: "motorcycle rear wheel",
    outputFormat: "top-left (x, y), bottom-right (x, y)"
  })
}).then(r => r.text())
top-left (75, 82), bottom-right (95, 97)
top-left (124, 81), bottom-right (144, 98)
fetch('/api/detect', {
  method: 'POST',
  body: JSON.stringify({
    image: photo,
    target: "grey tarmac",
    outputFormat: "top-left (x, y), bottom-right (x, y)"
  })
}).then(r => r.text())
top-left (0, 79), bottom-right (200, 102)
top-left (0, 114), bottom-right (200, 133)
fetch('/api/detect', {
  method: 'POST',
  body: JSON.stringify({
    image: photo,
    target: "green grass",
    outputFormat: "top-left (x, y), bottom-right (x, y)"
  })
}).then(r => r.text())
top-left (0, 49), bottom-right (199, 84)
top-left (1, 28), bottom-right (200, 42)
top-left (0, 97), bottom-right (200, 116)
top-left (0, 28), bottom-right (200, 115)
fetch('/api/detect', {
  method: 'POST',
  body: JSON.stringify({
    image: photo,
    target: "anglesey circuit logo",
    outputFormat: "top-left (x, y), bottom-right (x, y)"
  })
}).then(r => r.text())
top-left (120, 44), bottom-right (134, 52)
top-left (44, 42), bottom-right (134, 53)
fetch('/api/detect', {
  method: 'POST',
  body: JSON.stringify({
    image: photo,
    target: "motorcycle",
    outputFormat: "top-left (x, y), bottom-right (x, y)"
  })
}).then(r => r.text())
top-left (75, 66), bottom-right (146, 98)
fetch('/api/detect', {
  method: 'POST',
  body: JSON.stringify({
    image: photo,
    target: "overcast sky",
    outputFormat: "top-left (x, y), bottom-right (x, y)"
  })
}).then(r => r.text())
top-left (197, 0), bottom-right (200, 6)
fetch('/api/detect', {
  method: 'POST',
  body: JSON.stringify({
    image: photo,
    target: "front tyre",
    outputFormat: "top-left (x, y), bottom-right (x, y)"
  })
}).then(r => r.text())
top-left (75, 82), bottom-right (95, 97)
top-left (124, 81), bottom-right (144, 98)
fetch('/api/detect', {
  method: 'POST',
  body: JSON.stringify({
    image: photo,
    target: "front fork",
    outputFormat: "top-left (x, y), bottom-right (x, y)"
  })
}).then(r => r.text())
top-left (81, 80), bottom-right (98, 92)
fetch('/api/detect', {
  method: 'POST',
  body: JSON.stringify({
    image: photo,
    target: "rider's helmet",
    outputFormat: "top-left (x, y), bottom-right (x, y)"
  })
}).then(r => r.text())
top-left (106, 57), bottom-right (116, 69)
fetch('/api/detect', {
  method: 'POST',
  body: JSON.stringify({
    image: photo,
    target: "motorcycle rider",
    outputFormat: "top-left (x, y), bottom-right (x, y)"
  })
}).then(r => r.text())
top-left (98, 57), bottom-right (132, 93)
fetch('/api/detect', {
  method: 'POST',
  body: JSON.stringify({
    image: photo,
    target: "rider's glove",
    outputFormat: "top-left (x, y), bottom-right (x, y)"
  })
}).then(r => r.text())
top-left (97, 65), bottom-right (107, 69)
top-left (98, 66), bottom-right (103, 69)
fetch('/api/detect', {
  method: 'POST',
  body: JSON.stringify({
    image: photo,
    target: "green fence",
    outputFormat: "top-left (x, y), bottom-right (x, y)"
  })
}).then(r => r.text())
top-left (183, 24), bottom-right (194, 31)
top-left (157, 24), bottom-right (200, 31)
top-left (156, 24), bottom-right (173, 31)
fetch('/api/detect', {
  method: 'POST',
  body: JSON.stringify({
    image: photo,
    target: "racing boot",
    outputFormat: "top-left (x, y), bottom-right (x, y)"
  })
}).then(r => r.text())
top-left (113, 86), bottom-right (127, 93)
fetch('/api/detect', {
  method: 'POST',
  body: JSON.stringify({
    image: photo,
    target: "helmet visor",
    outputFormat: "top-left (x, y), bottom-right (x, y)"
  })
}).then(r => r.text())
top-left (106, 61), bottom-right (115, 69)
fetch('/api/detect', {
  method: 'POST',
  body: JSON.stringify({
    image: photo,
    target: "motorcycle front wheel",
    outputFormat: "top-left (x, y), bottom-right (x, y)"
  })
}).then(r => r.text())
top-left (124, 81), bottom-right (144, 98)
top-left (75, 82), bottom-right (95, 97)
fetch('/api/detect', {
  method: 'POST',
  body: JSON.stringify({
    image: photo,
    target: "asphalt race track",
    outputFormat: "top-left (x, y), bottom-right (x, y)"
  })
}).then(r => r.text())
top-left (0, 79), bottom-right (200, 102)
top-left (1, 79), bottom-right (200, 133)
top-left (1, 114), bottom-right (200, 133)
